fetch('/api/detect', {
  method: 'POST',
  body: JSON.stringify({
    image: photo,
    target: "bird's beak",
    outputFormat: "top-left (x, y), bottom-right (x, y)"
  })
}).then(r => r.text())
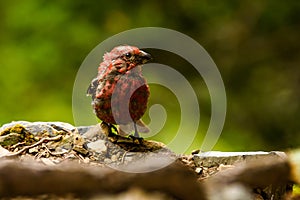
top-left (139, 50), bottom-right (152, 64)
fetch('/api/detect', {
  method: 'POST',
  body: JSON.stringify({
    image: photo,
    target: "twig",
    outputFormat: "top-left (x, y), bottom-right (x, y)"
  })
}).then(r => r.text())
top-left (10, 141), bottom-right (26, 149)
top-left (2, 135), bottom-right (62, 158)
top-left (42, 143), bottom-right (70, 156)
top-left (121, 151), bottom-right (128, 163)
top-left (74, 152), bottom-right (85, 162)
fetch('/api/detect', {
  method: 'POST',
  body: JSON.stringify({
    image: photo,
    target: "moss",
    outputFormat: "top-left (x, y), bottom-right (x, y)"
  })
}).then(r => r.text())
top-left (0, 124), bottom-right (35, 147)
top-left (0, 124), bottom-right (26, 136)
top-left (0, 132), bottom-right (23, 147)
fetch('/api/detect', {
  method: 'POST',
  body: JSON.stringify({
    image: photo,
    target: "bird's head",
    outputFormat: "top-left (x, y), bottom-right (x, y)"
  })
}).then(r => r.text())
top-left (102, 45), bottom-right (152, 74)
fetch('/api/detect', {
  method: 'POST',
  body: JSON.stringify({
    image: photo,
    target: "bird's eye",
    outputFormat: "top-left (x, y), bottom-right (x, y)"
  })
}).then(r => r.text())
top-left (125, 53), bottom-right (132, 58)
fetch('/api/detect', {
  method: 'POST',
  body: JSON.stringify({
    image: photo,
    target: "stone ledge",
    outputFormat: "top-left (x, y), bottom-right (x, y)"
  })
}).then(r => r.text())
top-left (194, 151), bottom-right (287, 167)
top-left (0, 121), bottom-right (296, 199)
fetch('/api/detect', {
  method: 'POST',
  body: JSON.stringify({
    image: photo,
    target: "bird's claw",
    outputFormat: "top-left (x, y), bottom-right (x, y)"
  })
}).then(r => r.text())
top-left (129, 135), bottom-right (144, 145)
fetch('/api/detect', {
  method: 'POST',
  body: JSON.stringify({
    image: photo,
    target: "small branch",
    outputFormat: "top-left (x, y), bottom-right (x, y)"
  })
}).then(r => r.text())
top-left (42, 143), bottom-right (70, 156)
top-left (10, 141), bottom-right (26, 149)
top-left (121, 151), bottom-right (128, 163)
top-left (1, 135), bottom-right (62, 158)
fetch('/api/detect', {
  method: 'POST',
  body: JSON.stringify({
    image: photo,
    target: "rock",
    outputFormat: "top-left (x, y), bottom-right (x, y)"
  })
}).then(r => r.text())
top-left (195, 167), bottom-right (202, 174)
top-left (0, 121), bottom-right (296, 199)
top-left (91, 188), bottom-right (172, 200)
top-left (0, 121), bottom-right (88, 160)
top-left (87, 140), bottom-right (107, 153)
top-left (0, 146), bottom-right (10, 157)
top-left (81, 124), bottom-right (106, 141)
top-left (202, 151), bottom-right (292, 200)
top-left (111, 155), bottom-right (118, 162)
top-left (191, 149), bottom-right (200, 155)
top-left (193, 151), bottom-right (286, 167)
top-left (0, 121), bottom-right (77, 137)
top-left (40, 158), bottom-right (56, 166)
top-left (0, 158), bottom-right (205, 199)
top-left (208, 183), bottom-right (253, 200)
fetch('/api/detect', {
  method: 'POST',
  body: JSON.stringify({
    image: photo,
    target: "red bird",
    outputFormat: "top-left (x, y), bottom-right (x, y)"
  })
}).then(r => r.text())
top-left (87, 45), bottom-right (152, 138)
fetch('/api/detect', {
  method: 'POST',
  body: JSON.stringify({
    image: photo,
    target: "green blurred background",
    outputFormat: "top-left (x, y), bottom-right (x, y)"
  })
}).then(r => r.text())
top-left (0, 1), bottom-right (299, 152)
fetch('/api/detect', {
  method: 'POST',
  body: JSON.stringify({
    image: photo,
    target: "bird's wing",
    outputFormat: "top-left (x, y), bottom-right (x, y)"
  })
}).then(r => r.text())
top-left (86, 77), bottom-right (99, 99)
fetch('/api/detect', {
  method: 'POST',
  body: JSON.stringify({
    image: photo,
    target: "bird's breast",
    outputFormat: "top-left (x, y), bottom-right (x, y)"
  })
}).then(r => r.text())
top-left (93, 74), bottom-right (149, 124)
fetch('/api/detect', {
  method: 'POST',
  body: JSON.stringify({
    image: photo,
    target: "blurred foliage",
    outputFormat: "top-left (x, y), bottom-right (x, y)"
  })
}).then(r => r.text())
top-left (0, 0), bottom-right (299, 152)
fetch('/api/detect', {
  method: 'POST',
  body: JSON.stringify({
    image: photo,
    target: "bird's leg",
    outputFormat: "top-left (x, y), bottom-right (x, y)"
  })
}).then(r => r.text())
top-left (134, 122), bottom-right (139, 138)
top-left (129, 122), bottom-right (143, 144)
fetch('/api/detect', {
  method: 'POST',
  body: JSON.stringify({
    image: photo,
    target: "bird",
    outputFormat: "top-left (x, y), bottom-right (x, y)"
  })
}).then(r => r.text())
top-left (87, 45), bottom-right (152, 139)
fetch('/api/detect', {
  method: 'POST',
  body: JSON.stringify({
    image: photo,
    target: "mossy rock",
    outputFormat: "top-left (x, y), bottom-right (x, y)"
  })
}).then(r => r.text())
top-left (0, 124), bottom-right (32, 147)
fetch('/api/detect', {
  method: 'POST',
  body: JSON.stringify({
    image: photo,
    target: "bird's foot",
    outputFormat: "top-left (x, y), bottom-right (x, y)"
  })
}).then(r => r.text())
top-left (101, 122), bottom-right (145, 145)
top-left (129, 122), bottom-right (144, 144)
top-left (129, 135), bottom-right (144, 145)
